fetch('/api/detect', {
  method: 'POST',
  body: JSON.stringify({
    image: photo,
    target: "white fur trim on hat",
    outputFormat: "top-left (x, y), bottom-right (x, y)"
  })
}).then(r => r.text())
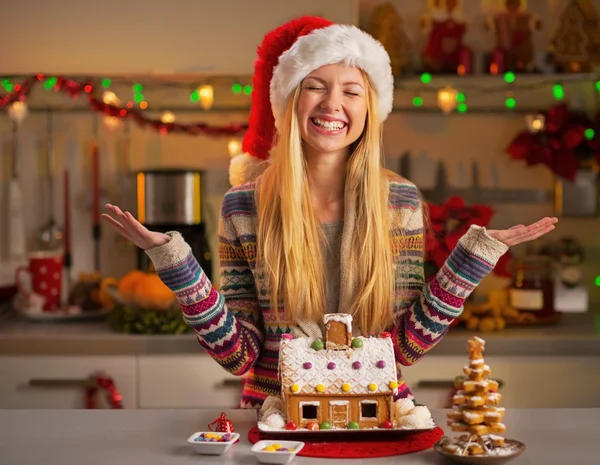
top-left (229, 152), bottom-right (268, 186)
top-left (270, 24), bottom-right (394, 128)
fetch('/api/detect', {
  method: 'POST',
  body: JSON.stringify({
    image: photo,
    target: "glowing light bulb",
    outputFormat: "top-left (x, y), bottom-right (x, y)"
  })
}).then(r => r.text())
top-left (437, 86), bottom-right (458, 114)
top-left (197, 85), bottom-right (214, 110)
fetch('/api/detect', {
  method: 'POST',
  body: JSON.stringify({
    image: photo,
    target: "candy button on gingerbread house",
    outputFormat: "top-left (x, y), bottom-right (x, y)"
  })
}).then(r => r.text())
top-left (278, 313), bottom-right (398, 430)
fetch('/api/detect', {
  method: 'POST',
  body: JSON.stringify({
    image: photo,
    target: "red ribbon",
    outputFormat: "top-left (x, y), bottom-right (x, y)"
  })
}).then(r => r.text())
top-left (0, 74), bottom-right (248, 137)
top-left (85, 373), bottom-right (124, 409)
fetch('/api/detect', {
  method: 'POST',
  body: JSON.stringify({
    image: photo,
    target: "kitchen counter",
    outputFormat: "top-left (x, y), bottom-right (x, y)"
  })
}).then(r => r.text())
top-left (1, 408), bottom-right (598, 465)
top-left (0, 311), bottom-right (598, 355)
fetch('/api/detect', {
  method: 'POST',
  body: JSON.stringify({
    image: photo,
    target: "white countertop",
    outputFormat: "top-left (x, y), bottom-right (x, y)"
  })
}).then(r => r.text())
top-left (0, 408), bottom-right (598, 465)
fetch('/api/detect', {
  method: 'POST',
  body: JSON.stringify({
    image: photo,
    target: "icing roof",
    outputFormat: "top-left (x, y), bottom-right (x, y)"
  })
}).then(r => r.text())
top-left (279, 336), bottom-right (398, 396)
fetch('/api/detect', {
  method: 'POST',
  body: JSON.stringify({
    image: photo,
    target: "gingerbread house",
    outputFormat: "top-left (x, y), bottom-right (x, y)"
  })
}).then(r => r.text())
top-left (278, 314), bottom-right (399, 429)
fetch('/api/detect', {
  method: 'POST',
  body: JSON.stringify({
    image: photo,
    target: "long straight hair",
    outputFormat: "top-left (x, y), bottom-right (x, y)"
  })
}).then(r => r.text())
top-left (256, 71), bottom-right (399, 335)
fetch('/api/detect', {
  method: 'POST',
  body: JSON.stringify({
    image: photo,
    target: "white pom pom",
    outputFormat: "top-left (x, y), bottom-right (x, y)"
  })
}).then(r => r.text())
top-left (263, 412), bottom-right (286, 429)
top-left (394, 398), bottom-right (415, 417)
top-left (229, 152), bottom-right (266, 187)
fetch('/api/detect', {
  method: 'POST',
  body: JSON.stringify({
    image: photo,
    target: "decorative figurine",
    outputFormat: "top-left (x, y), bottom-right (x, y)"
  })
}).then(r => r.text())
top-left (421, 0), bottom-right (472, 74)
top-left (485, 0), bottom-right (542, 73)
top-left (369, 2), bottom-right (411, 76)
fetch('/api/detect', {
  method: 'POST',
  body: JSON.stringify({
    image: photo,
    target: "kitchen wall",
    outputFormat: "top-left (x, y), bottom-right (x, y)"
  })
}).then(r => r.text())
top-left (0, 0), bottom-right (599, 306)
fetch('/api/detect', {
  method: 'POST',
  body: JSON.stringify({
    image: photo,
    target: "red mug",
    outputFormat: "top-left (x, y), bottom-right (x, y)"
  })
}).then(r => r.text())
top-left (15, 251), bottom-right (64, 311)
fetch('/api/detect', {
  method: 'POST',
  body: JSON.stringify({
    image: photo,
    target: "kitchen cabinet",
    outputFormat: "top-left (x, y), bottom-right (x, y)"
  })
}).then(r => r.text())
top-left (0, 355), bottom-right (137, 409)
top-left (137, 355), bottom-right (243, 409)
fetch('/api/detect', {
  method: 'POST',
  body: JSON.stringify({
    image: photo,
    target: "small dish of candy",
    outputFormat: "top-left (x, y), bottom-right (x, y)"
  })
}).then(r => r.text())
top-left (186, 431), bottom-right (240, 455)
top-left (251, 440), bottom-right (305, 464)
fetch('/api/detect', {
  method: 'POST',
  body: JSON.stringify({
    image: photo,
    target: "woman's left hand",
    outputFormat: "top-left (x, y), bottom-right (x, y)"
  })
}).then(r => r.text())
top-left (486, 217), bottom-right (558, 247)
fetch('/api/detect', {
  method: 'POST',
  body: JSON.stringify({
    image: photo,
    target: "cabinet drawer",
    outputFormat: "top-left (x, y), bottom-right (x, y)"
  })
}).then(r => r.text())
top-left (0, 355), bottom-right (137, 409)
top-left (138, 355), bottom-right (243, 409)
top-left (401, 355), bottom-right (600, 409)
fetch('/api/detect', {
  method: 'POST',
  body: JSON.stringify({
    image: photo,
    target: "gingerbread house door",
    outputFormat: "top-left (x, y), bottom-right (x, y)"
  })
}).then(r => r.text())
top-left (329, 401), bottom-right (350, 428)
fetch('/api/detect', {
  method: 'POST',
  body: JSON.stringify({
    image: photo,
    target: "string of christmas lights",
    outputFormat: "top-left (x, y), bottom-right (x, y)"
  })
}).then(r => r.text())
top-left (0, 74), bottom-right (249, 136)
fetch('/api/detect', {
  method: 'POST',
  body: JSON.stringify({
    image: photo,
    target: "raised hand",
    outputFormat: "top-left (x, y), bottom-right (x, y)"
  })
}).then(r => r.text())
top-left (101, 204), bottom-right (170, 250)
top-left (486, 217), bottom-right (558, 247)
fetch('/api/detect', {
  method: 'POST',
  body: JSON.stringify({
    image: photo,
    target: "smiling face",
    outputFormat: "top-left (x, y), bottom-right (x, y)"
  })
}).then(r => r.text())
top-left (296, 63), bottom-right (368, 158)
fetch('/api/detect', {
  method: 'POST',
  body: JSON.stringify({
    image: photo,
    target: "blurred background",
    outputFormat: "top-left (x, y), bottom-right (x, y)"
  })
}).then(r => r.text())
top-left (0, 0), bottom-right (598, 410)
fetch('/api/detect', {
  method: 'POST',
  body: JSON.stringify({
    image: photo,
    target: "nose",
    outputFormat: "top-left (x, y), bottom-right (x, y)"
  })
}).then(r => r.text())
top-left (320, 89), bottom-right (342, 113)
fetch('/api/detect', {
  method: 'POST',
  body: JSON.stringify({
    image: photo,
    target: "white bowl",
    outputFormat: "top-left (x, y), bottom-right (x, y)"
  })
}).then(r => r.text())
top-left (187, 431), bottom-right (240, 455)
top-left (251, 440), bottom-right (305, 464)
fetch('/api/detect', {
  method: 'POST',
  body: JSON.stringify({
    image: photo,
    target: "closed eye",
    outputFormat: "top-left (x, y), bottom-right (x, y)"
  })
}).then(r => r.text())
top-left (345, 91), bottom-right (359, 96)
top-left (307, 86), bottom-right (325, 91)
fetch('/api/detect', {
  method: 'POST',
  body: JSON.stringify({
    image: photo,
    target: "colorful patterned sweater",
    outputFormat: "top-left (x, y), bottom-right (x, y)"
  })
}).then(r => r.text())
top-left (145, 175), bottom-right (508, 408)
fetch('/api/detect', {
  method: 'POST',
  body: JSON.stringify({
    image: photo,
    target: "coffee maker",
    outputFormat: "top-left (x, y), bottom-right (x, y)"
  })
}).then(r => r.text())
top-left (136, 169), bottom-right (213, 280)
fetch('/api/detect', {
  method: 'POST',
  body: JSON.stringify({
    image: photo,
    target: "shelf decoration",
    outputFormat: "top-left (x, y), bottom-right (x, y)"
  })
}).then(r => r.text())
top-left (0, 75), bottom-right (248, 137)
top-left (369, 3), bottom-right (411, 76)
top-left (549, 0), bottom-right (600, 73)
top-left (421, 0), bottom-right (471, 75)
top-left (506, 103), bottom-right (600, 181)
top-left (484, 0), bottom-right (542, 73)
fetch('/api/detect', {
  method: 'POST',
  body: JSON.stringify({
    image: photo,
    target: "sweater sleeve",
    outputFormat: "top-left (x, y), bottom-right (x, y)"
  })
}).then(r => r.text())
top-left (144, 193), bottom-right (263, 376)
top-left (391, 200), bottom-right (508, 366)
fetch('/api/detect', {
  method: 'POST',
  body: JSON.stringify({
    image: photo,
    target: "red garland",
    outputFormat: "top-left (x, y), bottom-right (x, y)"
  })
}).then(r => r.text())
top-left (85, 373), bottom-right (124, 409)
top-left (506, 103), bottom-right (600, 181)
top-left (425, 196), bottom-right (512, 280)
top-left (0, 74), bottom-right (248, 137)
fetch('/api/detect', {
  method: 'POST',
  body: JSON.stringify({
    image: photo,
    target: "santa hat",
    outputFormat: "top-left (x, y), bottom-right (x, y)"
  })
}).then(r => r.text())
top-left (229, 16), bottom-right (394, 186)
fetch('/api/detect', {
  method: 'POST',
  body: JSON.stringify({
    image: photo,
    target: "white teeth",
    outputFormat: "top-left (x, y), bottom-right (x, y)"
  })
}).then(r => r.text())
top-left (312, 118), bottom-right (345, 131)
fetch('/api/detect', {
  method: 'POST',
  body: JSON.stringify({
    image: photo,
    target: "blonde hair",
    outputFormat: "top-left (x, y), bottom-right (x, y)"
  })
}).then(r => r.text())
top-left (257, 71), bottom-right (403, 335)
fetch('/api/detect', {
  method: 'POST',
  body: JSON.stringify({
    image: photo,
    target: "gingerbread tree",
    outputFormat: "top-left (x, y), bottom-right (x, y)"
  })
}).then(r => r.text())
top-left (447, 337), bottom-right (506, 438)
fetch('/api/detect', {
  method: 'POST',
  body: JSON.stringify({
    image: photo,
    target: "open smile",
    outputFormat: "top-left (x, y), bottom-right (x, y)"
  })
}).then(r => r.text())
top-left (310, 117), bottom-right (347, 135)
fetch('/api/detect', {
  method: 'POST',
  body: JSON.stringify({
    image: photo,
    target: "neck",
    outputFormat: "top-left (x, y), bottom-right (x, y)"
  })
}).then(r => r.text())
top-left (304, 146), bottom-right (347, 222)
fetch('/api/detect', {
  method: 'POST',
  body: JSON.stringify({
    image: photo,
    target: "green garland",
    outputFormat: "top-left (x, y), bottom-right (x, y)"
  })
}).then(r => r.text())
top-left (108, 303), bottom-right (193, 335)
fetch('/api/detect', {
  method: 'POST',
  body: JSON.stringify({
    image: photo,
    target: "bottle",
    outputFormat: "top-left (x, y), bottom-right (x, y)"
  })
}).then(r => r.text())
top-left (508, 255), bottom-right (557, 323)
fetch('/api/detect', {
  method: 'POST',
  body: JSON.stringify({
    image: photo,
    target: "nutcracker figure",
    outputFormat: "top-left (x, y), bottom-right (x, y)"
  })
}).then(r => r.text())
top-left (421, 0), bottom-right (472, 74)
top-left (486, 0), bottom-right (542, 73)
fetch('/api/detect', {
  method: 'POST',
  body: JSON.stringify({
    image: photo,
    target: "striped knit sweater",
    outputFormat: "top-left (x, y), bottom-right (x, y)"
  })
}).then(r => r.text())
top-left (145, 174), bottom-right (508, 408)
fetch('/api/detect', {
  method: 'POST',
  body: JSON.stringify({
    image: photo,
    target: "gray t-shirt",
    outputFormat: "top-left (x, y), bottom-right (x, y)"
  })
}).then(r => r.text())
top-left (320, 221), bottom-right (343, 314)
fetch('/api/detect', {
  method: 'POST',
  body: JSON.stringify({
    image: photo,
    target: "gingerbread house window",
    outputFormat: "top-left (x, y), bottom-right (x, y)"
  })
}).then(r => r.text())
top-left (360, 400), bottom-right (378, 420)
top-left (323, 313), bottom-right (353, 350)
top-left (300, 401), bottom-right (319, 421)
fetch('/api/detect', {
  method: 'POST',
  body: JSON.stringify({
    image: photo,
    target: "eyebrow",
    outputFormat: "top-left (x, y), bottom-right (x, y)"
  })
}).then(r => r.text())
top-left (304, 76), bottom-right (364, 88)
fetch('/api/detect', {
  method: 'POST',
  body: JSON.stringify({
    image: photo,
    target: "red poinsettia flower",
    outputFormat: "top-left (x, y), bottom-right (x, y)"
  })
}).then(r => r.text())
top-left (506, 103), bottom-right (600, 181)
top-left (425, 196), bottom-right (511, 279)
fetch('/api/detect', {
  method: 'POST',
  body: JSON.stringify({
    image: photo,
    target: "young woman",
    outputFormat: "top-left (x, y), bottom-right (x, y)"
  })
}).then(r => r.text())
top-left (102, 16), bottom-right (557, 408)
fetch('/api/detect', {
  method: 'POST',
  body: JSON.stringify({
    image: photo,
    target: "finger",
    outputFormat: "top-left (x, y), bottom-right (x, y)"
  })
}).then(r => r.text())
top-left (509, 224), bottom-right (525, 230)
top-left (106, 204), bottom-right (136, 234)
top-left (510, 217), bottom-right (555, 241)
top-left (512, 224), bottom-right (556, 245)
top-left (101, 214), bottom-right (135, 243)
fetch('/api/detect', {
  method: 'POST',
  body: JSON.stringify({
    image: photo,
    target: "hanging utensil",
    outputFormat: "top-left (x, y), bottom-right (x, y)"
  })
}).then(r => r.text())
top-left (8, 120), bottom-right (27, 263)
top-left (37, 111), bottom-right (63, 250)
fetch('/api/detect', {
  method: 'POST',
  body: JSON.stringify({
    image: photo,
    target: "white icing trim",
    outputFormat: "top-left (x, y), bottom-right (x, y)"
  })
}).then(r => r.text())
top-left (299, 401), bottom-right (320, 407)
top-left (323, 313), bottom-right (353, 333)
top-left (329, 400), bottom-right (350, 406)
top-left (359, 399), bottom-right (379, 420)
top-left (360, 400), bottom-right (378, 404)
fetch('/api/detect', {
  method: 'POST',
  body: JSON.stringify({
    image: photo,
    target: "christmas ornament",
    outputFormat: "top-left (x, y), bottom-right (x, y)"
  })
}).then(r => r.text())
top-left (550, 0), bottom-right (600, 73)
top-left (421, 0), bottom-right (471, 74)
top-left (8, 101), bottom-right (28, 124)
top-left (85, 373), bottom-right (123, 409)
top-left (485, 0), bottom-right (542, 73)
top-left (208, 412), bottom-right (235, 433)
top-left (437, 85), bottom-right (458, 114)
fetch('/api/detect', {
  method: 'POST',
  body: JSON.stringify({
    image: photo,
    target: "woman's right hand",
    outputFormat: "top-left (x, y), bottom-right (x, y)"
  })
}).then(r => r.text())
top-left (101, 204), bottom-right (171, 250)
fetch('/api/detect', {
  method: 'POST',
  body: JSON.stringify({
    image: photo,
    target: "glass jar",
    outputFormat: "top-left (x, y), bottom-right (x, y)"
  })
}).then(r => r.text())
top-left (508, 256), bottom-right (556, 323)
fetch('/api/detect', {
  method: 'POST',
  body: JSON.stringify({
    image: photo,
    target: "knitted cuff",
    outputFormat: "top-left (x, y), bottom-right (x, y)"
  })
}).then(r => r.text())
top-left (144, 231), bottom-right (191, 271)
top-left (458, 224), bottom-right (509, 266)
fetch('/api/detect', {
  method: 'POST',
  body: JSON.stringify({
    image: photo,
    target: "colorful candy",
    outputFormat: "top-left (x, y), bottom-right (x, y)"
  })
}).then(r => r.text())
top-left (194, 432), bottom-right (232, 442)
top-left (262, 444), bottom-right (296, 452)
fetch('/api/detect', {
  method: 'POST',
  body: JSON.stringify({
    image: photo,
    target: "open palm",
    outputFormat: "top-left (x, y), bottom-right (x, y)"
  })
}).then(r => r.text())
top-left (101, 204), bottom-right (170, 250)
top-left (486, 217), bottom-right (558, 247)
